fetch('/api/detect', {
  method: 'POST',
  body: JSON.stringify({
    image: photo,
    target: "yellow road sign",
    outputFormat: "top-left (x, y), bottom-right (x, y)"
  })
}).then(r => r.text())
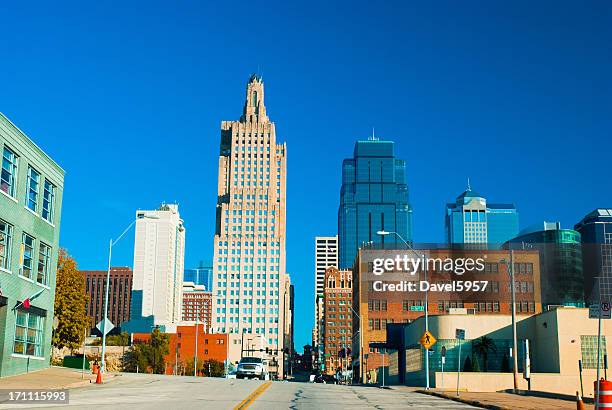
top-left (420, 330), bottom-right (437, 349)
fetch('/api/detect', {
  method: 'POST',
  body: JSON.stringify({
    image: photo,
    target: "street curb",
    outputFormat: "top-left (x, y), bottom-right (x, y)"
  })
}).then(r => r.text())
top-left (416, 390), bottom-right (511, 410)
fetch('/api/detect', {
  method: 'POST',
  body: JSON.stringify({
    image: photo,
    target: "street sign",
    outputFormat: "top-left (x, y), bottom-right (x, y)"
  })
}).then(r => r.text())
top-left (420, 330), bottom-right (437, 349)
top-left (410, 305), bottom-right (425, 312)
top-left (96, 318), bottom-right (115, 336)
top-left (456, 328), bottom-right (465, 340)
top-left (589, 302), bottom-right (612, 319)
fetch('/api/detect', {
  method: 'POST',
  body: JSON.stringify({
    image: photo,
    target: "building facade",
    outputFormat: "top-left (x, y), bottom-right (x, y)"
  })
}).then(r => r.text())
top-left (445, 186), bottom-right (519, 247)
top-left (211, 75), bottom-right (289, 377)
top-left (575, 209), bottom-right (612, 300)
top-left (507, 221), bottom-right (584, 308)
top-left (133, 324), bottom-right (228, 375)
top-left (383, 308), bottom-right (610, 397)
top-left (338, 138), bottom-right (412, 269)
top-left (322, 267), bottom-right (353, 375)
top-left (0, 113), bottom-right (64, 377)
top-left (313, 235), bottom-right (338, 367)
top-left (181, 282), bottom-right (212, 328)
top-left (352, 247), bottom-right (542, 383)
top-left (184, 263), bottom-right (213, 291)
top-left (128, 204), bottom-right (185, 333)
top-left (82, 267), bottom-right (132, 334)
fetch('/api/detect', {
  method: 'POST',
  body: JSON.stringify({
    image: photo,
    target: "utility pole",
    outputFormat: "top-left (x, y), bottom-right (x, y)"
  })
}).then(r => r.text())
top-left (509, 250), bottom-right (519, 392)
top-left (194, 313), bottom-right (199, 377)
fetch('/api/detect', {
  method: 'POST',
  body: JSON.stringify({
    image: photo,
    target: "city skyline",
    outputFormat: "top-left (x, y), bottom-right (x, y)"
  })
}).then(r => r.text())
top-left (1, 2), bottom-right (611, 351)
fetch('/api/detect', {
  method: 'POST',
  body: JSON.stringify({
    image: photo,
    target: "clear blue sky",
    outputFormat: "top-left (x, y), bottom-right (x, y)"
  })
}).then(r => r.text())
top-left (1, 1), bottom-right (611, 351)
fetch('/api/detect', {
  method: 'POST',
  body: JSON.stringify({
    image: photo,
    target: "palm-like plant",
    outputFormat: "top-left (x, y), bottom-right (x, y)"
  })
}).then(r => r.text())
top-left (472, 336), bottom-right (497, 372)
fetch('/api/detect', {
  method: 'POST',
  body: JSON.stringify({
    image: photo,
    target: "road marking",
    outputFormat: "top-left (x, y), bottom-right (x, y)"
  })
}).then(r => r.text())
top-left (233, 381), bottom-right (272, 410)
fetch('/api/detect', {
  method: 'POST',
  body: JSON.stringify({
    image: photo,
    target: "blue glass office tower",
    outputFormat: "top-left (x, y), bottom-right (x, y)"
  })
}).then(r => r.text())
top-left (507, 222), bottom-right (584, 308)
top-left (184, 263), bottom-right (213, 291)
top-left (445, 186), bottom-right (519, 248)
top-left (574, 209), bottom-right (612, 300)
top-left (338, 138), bottom-right (412, 269)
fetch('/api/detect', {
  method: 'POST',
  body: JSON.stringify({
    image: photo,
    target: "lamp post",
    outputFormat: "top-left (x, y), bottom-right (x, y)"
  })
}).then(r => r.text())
top-left (101, 214), bottom-right (158, 373)
top-left (376, 230), bottom-right (430, 390)
top-left (501, 250), bottom-right (519, 392)
top-left (349, 304), bottom-right (363, 384)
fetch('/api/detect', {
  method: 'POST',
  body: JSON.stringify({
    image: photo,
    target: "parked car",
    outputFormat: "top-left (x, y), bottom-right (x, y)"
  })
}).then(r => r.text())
top-left (313, 373), bottom-right (337, 384)
top-left (236, 357), bottom-right (269, 380)
top-left (226, 370), bottom-right (237, 379)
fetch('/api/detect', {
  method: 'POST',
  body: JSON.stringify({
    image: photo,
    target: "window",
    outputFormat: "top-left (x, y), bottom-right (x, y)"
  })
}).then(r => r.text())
top-left (14, 310), bottom-right (44, 357)
top-left (42, 180), bottom-right (55, 222)
top-left (21, 233), bottom-right (34, 279)
top-left (37, 243), bottom-right (51, 285)
top-left (581, 335), bottom-right (607, 369)
top-left (25, 167), bottom-right (40, 212)
top-left (0, 220), bottom-right (12, 270)
top-left (1, 146), bottom-right (18, 197)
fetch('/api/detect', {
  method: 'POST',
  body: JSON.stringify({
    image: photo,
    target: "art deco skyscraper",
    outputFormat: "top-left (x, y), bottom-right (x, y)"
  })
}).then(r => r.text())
top-left (212, 75), bottom-right (288, 375)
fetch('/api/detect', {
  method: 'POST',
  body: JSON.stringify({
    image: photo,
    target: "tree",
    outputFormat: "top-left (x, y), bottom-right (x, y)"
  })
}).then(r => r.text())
top-left (472, 336), bottom-right (497, 372)
top-left (52, 249), bottom-right (89, 352)
top-left (123, 343), bottom-right (150, 373)
top-left (123, 328), bottom-right (169, 374)
top-left (92, 332), bottom-right (129, 346)
top-left (149, 328), bottom-right (170, 374)
top-left (463, 355), bottom-right (472, 372)
top-left (471, 355), bottom-right (481, 372)
top-left (202, 359), bottom-right (225, 377)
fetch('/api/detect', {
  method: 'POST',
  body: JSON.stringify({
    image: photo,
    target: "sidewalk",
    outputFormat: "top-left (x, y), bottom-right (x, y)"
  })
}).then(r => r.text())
top-left (0, 366), bottom-right (118, 390)
top-left (415, 389), bottom-right (593, 410)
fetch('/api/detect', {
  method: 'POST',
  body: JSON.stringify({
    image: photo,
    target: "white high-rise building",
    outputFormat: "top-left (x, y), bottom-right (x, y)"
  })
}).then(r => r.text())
top-left (131, 203), bottom-right (186, 332)
top-left (313, 236), bottom-right (338, 360)
top-left (212, 74), bottom-right (289, 377)
top-left (315, 236), bottom-right (338, 296)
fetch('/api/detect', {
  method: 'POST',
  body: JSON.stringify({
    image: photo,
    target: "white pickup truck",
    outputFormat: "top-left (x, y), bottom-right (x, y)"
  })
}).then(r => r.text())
top-left (236, 357), bottom-right (269, 380)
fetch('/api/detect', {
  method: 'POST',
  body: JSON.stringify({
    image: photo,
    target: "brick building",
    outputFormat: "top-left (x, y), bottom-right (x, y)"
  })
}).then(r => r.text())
top-left (182, 282), bottom-right (212, 328)
top-left (133, 324), bottom-right (228, 375)
top-left (323, 267), bottom-right (353, 375)
top-left (352, 247), bottom-right (542, 383)
top-left (82, 267), bottom-right (132, 334)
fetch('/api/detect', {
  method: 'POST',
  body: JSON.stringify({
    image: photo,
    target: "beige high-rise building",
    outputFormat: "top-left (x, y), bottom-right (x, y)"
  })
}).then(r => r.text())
top-left (212, 74), bottom-right (288, 377)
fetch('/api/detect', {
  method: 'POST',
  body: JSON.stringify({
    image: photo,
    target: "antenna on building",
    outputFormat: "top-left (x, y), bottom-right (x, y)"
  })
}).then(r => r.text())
top-left (368, 127), bottom-right (378, 141)
top-left (467, 177), bottom-right (471, 191)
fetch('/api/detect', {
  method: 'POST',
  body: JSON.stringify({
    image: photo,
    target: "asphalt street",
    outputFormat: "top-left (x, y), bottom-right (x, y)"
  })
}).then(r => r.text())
top-left (0, 373), bottom-right (479, 410)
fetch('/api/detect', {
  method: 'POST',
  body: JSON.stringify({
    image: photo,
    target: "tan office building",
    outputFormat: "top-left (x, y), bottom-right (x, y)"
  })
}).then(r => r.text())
top-left (211, 74), bottom-right (289, 377)
top-left (322, 267), bottom-right (353, 375)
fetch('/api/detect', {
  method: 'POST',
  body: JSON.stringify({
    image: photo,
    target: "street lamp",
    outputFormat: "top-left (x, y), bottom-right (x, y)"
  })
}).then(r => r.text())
top-left (376, 230), bottom-right (430, 390)
top-left (501, 250), bottom-right (519, 392)
top-left (101, 213), bottom-right (158, 373)
top-left (349, 304), bottom-right (363, 384)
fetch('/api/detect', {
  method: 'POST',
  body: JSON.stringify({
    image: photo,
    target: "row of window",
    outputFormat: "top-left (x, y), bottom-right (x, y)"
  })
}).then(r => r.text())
top-left (0, 220), bottom-right (51, 285)
top-left (2, 146), bottom-right (56, 224)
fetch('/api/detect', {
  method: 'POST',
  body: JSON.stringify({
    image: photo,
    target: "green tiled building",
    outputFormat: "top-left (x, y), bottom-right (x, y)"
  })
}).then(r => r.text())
top-left (0, 113), bottom-right (64, 376)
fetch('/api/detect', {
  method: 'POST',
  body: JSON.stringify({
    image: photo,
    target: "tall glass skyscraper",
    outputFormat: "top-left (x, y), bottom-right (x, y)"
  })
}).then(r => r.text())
top-left (574, 209), bottom-right (612, 300)
top-left (507, 221), bottom-right (584, 308)
top-left (184, 262), bottom-right (213, 291)
top-left (445, 186), bottom-right (519, 247)
top-left (338, 138), bottom-right (412, 269)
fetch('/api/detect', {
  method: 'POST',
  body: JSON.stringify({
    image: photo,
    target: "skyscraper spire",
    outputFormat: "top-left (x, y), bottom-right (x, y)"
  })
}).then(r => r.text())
top-left (241, 74), bottom-right (268, 123)
top-left (467, 177), bottom-right (471, 191)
